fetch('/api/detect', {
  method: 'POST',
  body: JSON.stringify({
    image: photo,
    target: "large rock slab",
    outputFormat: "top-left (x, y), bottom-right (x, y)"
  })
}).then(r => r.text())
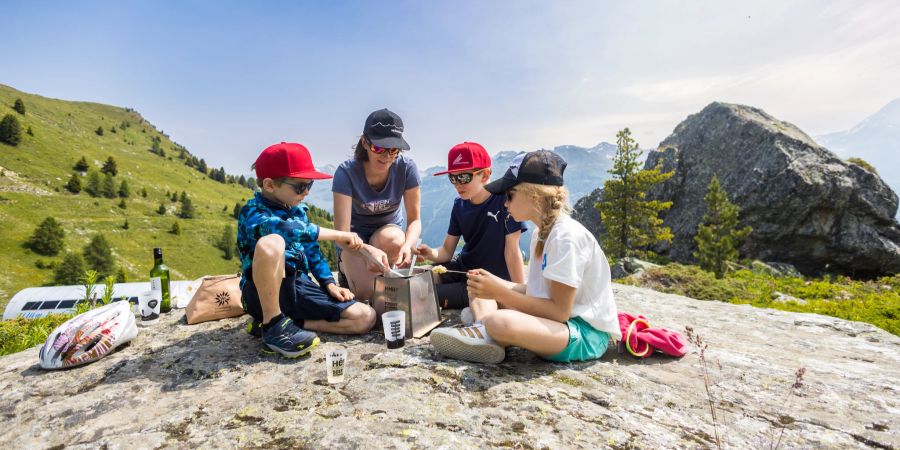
top-left (645, 102), bottom-right (900, 277)
top-left (1, 285), bottom-right (897, 449)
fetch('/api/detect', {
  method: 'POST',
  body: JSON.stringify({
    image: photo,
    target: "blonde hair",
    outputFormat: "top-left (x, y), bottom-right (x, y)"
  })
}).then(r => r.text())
top-left (516, 182), bottom-right (571, 257)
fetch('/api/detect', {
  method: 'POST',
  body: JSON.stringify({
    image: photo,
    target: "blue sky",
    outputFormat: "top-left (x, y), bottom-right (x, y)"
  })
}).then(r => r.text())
top-left (4, 1), bottom-right (899, 175)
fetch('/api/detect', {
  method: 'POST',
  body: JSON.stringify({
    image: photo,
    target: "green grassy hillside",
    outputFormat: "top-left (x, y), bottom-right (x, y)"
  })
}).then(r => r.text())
top-left (0, 84), bottom-right (333, 311)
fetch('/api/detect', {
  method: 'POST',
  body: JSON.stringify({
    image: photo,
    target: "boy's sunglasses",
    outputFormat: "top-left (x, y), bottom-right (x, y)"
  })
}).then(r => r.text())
top-left (448, 169), bottom-right (486, 185)
top-left (282, 180), bottom-right (314, 194)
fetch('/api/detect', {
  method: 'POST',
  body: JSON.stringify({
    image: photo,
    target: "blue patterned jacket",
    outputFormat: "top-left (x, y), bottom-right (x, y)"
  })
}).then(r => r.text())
top-left (237, 192), bottom-right (336, 288)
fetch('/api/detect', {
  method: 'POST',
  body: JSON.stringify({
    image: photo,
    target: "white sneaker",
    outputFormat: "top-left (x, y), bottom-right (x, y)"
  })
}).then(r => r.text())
top-left (459, 307), bottom-right (475, 327)
top-left (430, 324), bottom-right (505, 364)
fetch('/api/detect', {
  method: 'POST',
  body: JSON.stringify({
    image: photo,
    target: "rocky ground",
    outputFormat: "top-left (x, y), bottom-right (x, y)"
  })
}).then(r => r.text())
top-left (1, 284), bottom-right (897, 449)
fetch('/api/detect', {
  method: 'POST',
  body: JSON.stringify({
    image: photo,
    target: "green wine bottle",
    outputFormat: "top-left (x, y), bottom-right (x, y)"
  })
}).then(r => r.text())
top-left (150, 247), bottom-right (171, 313)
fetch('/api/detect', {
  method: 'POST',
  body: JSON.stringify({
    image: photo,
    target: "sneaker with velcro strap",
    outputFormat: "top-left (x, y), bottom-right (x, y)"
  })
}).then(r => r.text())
top-left (430, 324), bottom-right (505, 364)
top-left (262, 315), bottom-right (319, 358)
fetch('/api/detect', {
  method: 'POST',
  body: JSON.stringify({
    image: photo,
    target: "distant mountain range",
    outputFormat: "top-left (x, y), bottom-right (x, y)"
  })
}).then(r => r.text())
top-left (817, 97), bottom-right (900, 217)
top-left (303, 143), bottom-right (624, 255)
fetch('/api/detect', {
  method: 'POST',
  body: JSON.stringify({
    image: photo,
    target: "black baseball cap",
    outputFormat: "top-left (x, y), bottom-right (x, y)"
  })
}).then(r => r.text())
top-left (484, 150), bottom-right (567, 194)
top-left (363, 108), bottom-right (410, 150)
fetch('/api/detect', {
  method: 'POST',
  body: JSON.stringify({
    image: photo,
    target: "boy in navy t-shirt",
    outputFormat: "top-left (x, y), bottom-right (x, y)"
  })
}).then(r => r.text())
top-left (415, 142), bottom-right (527, 310)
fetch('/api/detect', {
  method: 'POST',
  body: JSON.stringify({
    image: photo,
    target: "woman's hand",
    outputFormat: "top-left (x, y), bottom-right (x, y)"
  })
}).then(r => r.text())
top-left (362, 245), bottom-right (392, 274)
top-left (394, 244), bottom-right (413, 268)
top-left (413, 243), bottom-right (438, 262)
top-left (326, 283), bottom-right (355, 302)
top-left (466, 268), bottom-right (509, 301)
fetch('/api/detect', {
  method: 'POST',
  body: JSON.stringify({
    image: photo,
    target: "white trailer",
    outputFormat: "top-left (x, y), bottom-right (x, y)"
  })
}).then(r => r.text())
top-left (3, 280), bottom-right (201, 320)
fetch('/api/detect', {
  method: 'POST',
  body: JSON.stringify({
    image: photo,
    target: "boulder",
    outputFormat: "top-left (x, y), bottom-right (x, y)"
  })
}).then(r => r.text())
top-left (644, 102), bottom-right (900, 277)
top-left (1, 286), bottom-right (898, 449)
top-left (610, 257), bottom-right (661, 279)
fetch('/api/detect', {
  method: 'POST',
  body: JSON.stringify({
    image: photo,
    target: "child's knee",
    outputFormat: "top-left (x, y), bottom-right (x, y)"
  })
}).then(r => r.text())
top-left (344, 303), bottom-right (376, 333)
top-left (483, 313), bottom-right (513, 342)
top-left (254, 234), bottom-right (286, 259)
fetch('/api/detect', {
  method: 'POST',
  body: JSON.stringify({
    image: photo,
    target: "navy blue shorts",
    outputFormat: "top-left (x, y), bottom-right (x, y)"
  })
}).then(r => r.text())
top-left (242, 269), bottom-right (355, 323)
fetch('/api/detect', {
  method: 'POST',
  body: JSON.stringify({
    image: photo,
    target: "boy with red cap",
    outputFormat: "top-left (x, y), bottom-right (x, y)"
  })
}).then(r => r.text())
top-left (415, 142), bottom-right (527, 316)
top-left (237, 142), bottom-right (377, 358)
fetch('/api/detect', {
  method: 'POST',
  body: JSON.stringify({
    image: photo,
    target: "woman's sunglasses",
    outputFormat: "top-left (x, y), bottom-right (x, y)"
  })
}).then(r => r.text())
top-left (367, 139), bottom-right (402, 157)
top-left (448, 169), bottom-right (486, 185)
top-left (282, 180), bottom-right (314, 194)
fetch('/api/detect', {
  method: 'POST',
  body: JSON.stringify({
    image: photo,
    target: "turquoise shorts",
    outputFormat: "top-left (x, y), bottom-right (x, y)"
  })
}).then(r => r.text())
top-left (545, 316), bottom-right (611, 363)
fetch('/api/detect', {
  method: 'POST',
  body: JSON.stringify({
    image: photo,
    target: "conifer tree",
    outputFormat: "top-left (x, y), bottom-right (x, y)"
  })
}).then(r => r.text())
top-left (53, 252), bottom-right (86, 285)
top-left (170, 221), bottom-right (182, 235)
top-left (101, 156), bottom-right (118, 176)
top-left (101, 173), bottom-right (117, 198)
top-left (140, 187), bottom-right (148, 198)
top-left (596, 128), bottom-right (674, 259)
top-left (84, 170), bottom-right (101, 197)
top-left (0, 114), bottom-right (22, 146)
top-left (116, 268), bottom-right (127, 283)
top-left (118, 198), bottom-right (127, 209)
top-left (65, 173), bottom-right (82, 194)
top-left (95, 126), bottom-right (104, 136)
top-left (83, 234), bottom-right (115, 278)
top-left (118, 179), bottom-right (130, 198)
top-left (157, 203), bottom-right (167, 215)
top-left (26, 217), bottom-right (66, 256)
top-left (13, 98), bottom-right (26, 115)
top-left (74, 156), bottom-right (90, 172)
top-left (122, 218), bottom-right (129, 230)
top-left (218, 224), bottom-right (235, 259)
top-left (238, 175), bottom-right (246, 186)
top-left (694, 176), bottom-right (753, 279)
top-left (171, 191), bottom-right (178, 202)
top-left (178, 195), bottom-right (195, 219)
top-left (26, 126), bottom-right (34, 136)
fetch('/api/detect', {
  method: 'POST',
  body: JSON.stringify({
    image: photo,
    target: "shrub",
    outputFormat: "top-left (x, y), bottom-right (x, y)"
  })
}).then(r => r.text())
top-left (12, 98), bottom-right (25, 115)
top-left (84, 170), bottom-right (101, 197)
top-left (118, 179), bottom-right (130, 198)
top-left (118, 198), bottom-right (127, 209)
top-left (0, 114), bottom-right (23, 146)
top-left (0, 314), bottom-right (74, 357)
top-left (141, 187), bottom-right (148, 198)
top-left (233, 202), bottom-right (243, 220)
top-left (178, 195), bottom-right (195, 219)
top-left (26, 217), bottom-right (66, 256)
top-left (53, 252), bottom-right (86, 285)
top-left (74, 156), bottom-right (90, 172)
top-left (157, 203), bottom-right (167, 215)
top-left (95, 126), bottom-right (104, 136)
top-left (101, 156), bottom-right (118, 176)
top-left (122, 219), bottom-right (129, 230)
top-left (847, 157), bottom-right (878, 175)
top-left (101, 173), bottom-right (117, 198)
top-left (170, 221), bottom-right (181, 235)
top-left (26, 126), bottom-right (33, 136)
top-left (65, 173), bottom-right (82, 194)
top-left (83, 234), bottom-right (115, 278)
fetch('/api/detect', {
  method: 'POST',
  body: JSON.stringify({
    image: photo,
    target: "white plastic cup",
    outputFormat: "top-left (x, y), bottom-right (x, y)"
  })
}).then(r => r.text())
top-left (382, 310), bottom-right (406, 349)
top-left (138, 290), bottom-right (161, 325)
top-left (326, 347), bottom-right (347, 384)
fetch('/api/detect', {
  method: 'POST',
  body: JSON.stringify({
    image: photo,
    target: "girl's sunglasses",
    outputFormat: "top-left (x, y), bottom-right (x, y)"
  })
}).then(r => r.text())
top-left (505, 189), bottom-right (516, 202)
top-left (282, 180), bottom-right (314, 194)
top-left (448, 169), bottom-right (486, 185)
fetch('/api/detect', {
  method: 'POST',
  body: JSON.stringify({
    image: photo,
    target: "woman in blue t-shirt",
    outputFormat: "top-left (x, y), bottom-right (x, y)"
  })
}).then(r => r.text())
top-left (332, 108), bottom-right (422, 300)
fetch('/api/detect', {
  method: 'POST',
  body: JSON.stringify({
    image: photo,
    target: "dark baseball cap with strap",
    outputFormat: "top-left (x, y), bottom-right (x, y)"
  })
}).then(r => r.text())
top-left (363, 108), bottom-right (410, 150)
top-left (484, 150), bottom-right (567, 194)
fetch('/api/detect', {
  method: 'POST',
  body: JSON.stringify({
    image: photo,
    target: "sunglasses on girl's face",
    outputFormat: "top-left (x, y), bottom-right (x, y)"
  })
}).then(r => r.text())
top-left (368, 141), bottom-right (402, 157)
top-left (448, 169), bottom-right (485, 185)
top-left (282, 180), bottom-right (314, 194)
top-left (505, 189), bottom-right (516, 202)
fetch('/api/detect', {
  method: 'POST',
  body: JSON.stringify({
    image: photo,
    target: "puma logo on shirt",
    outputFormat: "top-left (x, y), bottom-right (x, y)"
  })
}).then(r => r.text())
top-left (486, 210), bottom-right (500, 222)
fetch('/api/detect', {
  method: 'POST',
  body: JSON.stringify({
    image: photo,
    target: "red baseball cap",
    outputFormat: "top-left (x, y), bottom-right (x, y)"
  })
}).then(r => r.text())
top-left (254, 142), bottom-right (333, 180)
top-left (433, 142), bottom-right (492, 176)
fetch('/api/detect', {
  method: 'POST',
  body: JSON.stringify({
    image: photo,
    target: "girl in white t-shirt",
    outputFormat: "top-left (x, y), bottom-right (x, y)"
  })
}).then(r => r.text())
top-left (430, 150), bottom-right (621, 364)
